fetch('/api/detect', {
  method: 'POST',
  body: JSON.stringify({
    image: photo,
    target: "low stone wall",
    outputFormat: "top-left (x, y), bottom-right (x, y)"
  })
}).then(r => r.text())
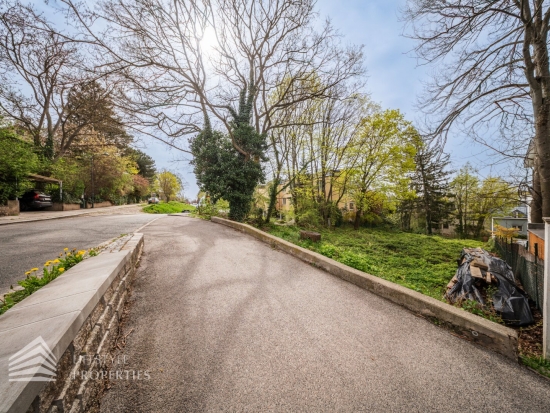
top-left (0, 200), bottom-right (20, 216)
top-left (85, 201), bottom-right (112, 209)
top-left (0, 234), bottom-right (144, 413)
top-left (45, 203), bottom-right (81, 212)
top-left (211, 217), bottom-right (519, 361)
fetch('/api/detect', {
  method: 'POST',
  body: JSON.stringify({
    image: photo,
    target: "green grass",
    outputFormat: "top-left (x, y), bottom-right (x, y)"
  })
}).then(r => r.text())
top-left (520, 354), bottom-right (550, 378)
top-left (142, 201), bottom-right (196, 214)
top-left (266, 225), bottom-right (485, 300)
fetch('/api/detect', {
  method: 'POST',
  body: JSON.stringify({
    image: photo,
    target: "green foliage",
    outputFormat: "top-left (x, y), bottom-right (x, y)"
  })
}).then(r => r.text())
top-left (346, 109), bottom-right (420, 229)
top-left (128, 148), bottom-right (157, 182)
top-left (460, 299), bottom-right (503, 324)
top-left (405, 141), bottom-right (454, 234)
top-left (451, 164), bottom-right (517, 238)
top-left (195, 199), bottom-right (229, 220)
top-left (0, 248), bottom-right (88, 315)
top-left (190, 85), bottom-right (266, 222)
top-left (266, 225), bottom-right (484, 300)
top-left (142, 201), bottom-right (195, 214)
top-left (155, 170), bottom-right (182, 202)
top-left (0, 126), bottom-right (40, 203)
top-left (520, 354), bottom-right (550, 378)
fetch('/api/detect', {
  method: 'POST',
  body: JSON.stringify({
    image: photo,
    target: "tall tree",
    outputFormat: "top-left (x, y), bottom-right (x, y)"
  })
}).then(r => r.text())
top-left (156, 170), bottom-right (182, 202)
top-left (450, 165), bottom-right (479, 238)
top-left (61, 0), bottom-right (364, 157)
top-left (127, 149), bottom-right (157, 182)
top-left (347, 110), bottom-right (419, 230)
top-left (412, 143), bottom-right (454, 235)
top-left (0, 1), bottom-right (108, 159)
top-left (190, 83), bottom-right (266, 221)
top-left (403, 1), bottom-right (550, 222)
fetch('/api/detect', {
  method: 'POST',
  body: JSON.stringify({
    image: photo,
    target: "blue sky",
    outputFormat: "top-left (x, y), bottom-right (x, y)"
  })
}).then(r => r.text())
top-left (139, 0), bottom-right (502, 199)
top-left (41, 0), bottom-right (508, 198)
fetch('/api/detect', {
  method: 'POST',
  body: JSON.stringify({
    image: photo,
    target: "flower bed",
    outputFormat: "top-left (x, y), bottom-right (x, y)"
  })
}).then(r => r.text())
top-left (0, 247), bottom-right (97, 315)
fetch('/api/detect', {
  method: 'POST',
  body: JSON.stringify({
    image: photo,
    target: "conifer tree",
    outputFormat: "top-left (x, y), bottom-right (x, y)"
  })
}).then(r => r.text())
top-left (412, 143), bottom-right (453, 235)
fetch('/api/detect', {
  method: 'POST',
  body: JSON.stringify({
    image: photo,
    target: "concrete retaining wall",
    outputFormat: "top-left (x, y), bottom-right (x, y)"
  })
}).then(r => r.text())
top-left (0, 234), bottom-right (144, 413)
top-left (45, 203), bottom-right (81, 212)
top-left (85, 202), bottom-right (112, 209)
top-left (211, 217), bottom-right (519, 361)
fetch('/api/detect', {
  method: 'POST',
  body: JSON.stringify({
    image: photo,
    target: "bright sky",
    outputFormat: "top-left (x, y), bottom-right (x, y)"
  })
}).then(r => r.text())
top-left (41, 0), bottom-right (513, 199)
top-left (138, 0), bottom-right (510, 200)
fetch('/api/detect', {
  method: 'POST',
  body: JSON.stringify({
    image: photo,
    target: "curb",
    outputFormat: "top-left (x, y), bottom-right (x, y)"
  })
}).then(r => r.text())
top-left (0, 204), bottom-right (143, 226)
top-left (211, 217), bottom-right (519, 361)
top-left (0, 233), bottom-right (145, 413)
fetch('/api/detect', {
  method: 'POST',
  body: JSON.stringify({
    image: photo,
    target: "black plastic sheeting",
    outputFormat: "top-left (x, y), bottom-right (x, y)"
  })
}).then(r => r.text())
top-left (446, 249), bottom-right (534, 327)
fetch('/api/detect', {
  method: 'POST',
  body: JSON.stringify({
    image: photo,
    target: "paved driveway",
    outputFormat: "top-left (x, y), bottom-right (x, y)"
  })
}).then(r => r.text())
top-left (100, 216), bottom-right (550, 412)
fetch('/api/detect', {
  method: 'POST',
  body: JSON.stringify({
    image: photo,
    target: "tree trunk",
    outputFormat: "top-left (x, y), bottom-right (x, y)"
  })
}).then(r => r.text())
top-left (353, 208), bottom-right (362, 230)
top-left (531, 161), bottom-right (543, 223)
top-left (265, 177), bottom-right (280, 223)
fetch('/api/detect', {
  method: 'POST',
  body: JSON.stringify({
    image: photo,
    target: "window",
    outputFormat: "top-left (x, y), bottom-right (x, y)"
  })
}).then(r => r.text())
top-left (517, 225), bottom-right (523, 232)
top-left (443, 223), bottom-right (449, 229)
top-left (282, 198), bottom-right (286, 205)
top-left (349, 202), bottom-right (354, 210)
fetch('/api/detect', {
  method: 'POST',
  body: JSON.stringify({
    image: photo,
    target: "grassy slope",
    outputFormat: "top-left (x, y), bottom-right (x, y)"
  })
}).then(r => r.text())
top-left (142, 201), bottom-right (196, 214)
top-left (267, 225), bottom-right (484, 300)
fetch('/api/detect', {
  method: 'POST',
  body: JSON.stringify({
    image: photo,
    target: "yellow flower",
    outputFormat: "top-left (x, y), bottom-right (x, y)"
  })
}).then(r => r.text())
top-left (25, 271), bottom-right (31, 276)
top-left (58, 268), bottom-right (65, 273)
top-left (77, 250), bottom-right (86, 256)
top-left (53, 259), bottom-right (60, 264)
top-left (64, 248), bottom-right (69, 251)
top-left (45, 261), bottom-right (52, 266)
top-left (31, 268), bottom-right (38, 272)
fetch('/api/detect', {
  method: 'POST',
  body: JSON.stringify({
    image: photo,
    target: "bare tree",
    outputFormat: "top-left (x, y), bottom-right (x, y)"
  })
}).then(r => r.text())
top-left (403, 0), bottom-right (550, 222)
top-left (0, 0), bottom-right (109, 159)
top-left (61, 0), bottom-right (364, 159)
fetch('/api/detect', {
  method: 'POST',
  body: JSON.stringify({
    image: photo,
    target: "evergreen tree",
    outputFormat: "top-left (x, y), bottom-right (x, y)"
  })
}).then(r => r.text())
top-left (127, 149), bottom-right (157, 182)
top-left (412, 143), bottom-right (454, 235)
top-left (190, 82), bottom-right (266, 222)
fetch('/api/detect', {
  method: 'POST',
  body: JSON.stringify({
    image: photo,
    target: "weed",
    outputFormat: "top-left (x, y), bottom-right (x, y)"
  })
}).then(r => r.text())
top-left (265, 224), bottom-right (485, 301)
top-left (520, 354), bottom-right (550, 378)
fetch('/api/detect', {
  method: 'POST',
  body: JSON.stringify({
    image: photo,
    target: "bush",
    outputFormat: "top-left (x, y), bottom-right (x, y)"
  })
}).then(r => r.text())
top-left (0, 127), bottom-right (40, 204)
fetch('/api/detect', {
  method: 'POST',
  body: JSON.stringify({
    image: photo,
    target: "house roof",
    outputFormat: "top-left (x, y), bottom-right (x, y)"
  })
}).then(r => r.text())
top-left (27, 174), bottom-right (61, 184)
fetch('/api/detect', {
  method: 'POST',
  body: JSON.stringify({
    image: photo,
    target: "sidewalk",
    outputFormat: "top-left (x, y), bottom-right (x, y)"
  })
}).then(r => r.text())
top-left (0, 204), bottom-right (145, 226)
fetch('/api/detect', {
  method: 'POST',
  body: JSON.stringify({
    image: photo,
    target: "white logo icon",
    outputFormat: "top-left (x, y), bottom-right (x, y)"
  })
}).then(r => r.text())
top-left (9, 336), bottom-right (57, 382)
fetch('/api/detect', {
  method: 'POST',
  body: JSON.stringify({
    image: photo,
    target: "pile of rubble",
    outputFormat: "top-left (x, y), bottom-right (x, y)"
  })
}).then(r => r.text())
top-left (445, 247), bottom-right (534, 326)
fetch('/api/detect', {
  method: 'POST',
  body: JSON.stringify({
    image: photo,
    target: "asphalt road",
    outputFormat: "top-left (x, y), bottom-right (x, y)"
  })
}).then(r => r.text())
top-left (100, 217), bottom-right (550, 413)
top-left (0, 213), bottom-right (159, 292)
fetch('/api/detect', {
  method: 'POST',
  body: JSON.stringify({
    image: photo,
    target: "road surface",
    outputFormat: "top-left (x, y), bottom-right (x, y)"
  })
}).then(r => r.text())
top-left (100, 216), bottom-right (550, 412)
top-left (0, 210), bottom-right (159, 292)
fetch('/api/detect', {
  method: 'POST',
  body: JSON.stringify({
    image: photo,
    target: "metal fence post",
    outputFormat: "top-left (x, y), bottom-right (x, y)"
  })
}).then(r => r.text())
top-left (543, 218), bottom-right (550, 358)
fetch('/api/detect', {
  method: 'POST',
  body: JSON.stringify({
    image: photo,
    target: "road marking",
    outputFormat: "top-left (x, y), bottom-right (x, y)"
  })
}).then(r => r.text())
top-left (135, 216), bottom-right (165, 233)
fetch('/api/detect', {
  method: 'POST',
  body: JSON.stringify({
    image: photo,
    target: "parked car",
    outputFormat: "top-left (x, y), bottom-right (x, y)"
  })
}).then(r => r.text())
top-left (19, 190), bottom-right (53, 211)
top-left (148, 197), bottom-right (160, 204)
